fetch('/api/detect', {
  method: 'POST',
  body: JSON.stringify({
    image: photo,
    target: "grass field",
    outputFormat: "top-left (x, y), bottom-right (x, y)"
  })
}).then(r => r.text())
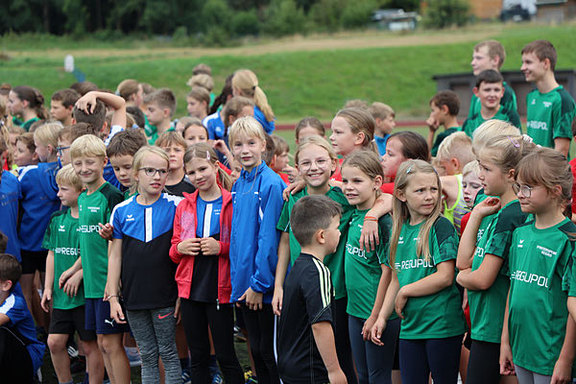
top-left (2, 22), bottom-right (576, 123)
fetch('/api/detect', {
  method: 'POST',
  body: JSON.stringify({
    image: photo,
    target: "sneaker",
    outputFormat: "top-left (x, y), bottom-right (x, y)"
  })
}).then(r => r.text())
top-left (182, 369), bottom-right (192, 384)
top-left (212, 372), bottom-right (223, 384)
top-left (244, 370), bottom-right (258, 384)
top-left (124, 346), bottom-right (142, 367)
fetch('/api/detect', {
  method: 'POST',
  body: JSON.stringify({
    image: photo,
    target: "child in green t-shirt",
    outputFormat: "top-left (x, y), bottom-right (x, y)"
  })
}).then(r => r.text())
top-left (374, 159), bottom-right (465, 383)
top-left (507, 148), bottom-right (576, 382)
top-left (456, 135), bottom-right (534, 384)
top-left (522, 40), bottom-right (576, 157)
top-left (462, 70), bottom-right (514, 138)
top-left (426, 90), bottom-right (461, 157)
top-left (41, 164), bottom-right (104, 384)
top-left (340, 150), bottom-right (396, 384)
top-left (70, 134), bottom-right (128, 382)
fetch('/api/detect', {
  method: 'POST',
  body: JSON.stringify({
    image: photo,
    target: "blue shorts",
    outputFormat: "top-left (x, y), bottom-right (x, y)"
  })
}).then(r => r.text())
top-left (85, 298), bottom-right (129, 335)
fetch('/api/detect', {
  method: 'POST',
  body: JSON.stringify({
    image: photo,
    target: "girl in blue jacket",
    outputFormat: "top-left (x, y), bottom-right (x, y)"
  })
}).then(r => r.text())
top-left (229, 116), bottom-right (285, 384)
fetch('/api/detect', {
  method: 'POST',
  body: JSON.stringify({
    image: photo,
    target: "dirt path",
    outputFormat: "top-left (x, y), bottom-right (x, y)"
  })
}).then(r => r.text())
top-left (9, 25), bottom-right (502, 60)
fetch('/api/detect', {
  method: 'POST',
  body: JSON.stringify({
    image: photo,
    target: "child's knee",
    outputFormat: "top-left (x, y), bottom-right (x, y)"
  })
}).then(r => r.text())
top-left (98, 334), bottom-right (123, 355)
top-left (47, 334), bottom-right (68, 353)
top-left (81, 339), bottom-right (99, 355)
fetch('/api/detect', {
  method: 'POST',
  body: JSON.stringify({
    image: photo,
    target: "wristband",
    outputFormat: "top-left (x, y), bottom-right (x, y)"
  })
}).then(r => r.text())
top-left (364, 216), bottom-right (378, 222)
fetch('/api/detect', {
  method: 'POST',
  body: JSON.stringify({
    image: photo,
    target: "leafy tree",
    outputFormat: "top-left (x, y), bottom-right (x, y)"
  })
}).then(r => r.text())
top-left (262, 0), bottom-right (306, 36)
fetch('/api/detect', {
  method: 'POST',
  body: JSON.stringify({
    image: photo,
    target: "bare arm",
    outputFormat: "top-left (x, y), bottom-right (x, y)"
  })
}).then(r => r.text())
top-left (312, 321), bottom-right (347, 384)
top-left (362, 265), bottom-right (391, 340)
top-left (371, 268), bottom-right (399, 345)
top-left (555, 138), bottom-right (570, 158)
top-left (105, 238), bottom-right (123, 298)
top-left (272, 232), bottom-right (290, 316)
top-left (456, 253), bottom-right (504, 291)
top-left (500, 289), bottom-right (514, 375)
top-left (551, 315), bottom-right (576, 383)
top-left (360, 193), bottom-right (393, 251)
top-left (395, 260), bottom-right (455, 318)
top-left (76, 91), bottom-right (127, 129)
top-left (41, 250), bottom-right (55, 312)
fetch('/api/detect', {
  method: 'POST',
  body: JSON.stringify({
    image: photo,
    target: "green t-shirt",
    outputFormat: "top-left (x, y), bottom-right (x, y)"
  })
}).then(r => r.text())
top-left (468, 200), bottom-right (527, 343)
top-left (78, 182), bottom-right (123, 298)
top-left (42, 210), bottom-right (85, 310)
top-left (387, 216), bottom-right (465, 339)
top-left (431, 127), bottom-right (459, 157)
top-left (344, 210), bottom-right (392, 319)
top-left (526, 86), bottom-right (575, 150)
top-left (20, 117), bottom-right (40, 132)
top-left (276, 186), bottom-right (353, 300)
top-left (462, 107), bottom-right (511, 139)
top-left (469, 81), bottom-right (521, 129)
top-left (509, 218), bottom-right (576, 376)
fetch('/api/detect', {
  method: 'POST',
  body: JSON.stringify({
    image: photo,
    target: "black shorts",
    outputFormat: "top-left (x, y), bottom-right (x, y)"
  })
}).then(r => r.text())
top-left (50, 306), bottom-right (96, 342)
top-left (20, 249), bottom-right (48, 274)
top-left (85, 298), bottom-right (129, 335)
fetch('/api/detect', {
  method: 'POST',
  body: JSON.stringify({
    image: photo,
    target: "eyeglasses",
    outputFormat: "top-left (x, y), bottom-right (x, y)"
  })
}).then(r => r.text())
top-left (139, 167), bottom-right (168, 177)
top-left (512, 183), bottom-right (533, 198)
top-left (56, 146), bottom-right (70, 156)
top-left (298, 158), bottom-right (331, 170)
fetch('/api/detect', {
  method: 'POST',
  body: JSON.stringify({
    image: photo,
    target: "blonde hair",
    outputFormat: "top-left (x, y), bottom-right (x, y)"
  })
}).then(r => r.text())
top-left (515, 147), bottom-right (572, 209)
top-left (475, 40), bottom-right (506, 69)
top-left (117, 79), bottom-right (140, 101)
top-left (187, 74), bottom-right (214, 92)
top-left (341, 150), bottom-right (384, 184)
top-left (132, 146), bottom-right (169, 194)
top-left (472, 120), bottom-right (520, 156)
top-left (436, 131), bottom-right (475, 168)
top-left (294, 136), bottom-right (337, 166)
top-left (56, 164), bottom-right (83, 191)
top-left (184, 143), bottom-right (233, 191)
top-left (479, 135), bottom-right (536, 174)
top-left (462, 160), bottom-right (480, 178)
top-left (229, 116), bottom-right (266, 146)
top-left (232, 69), bottom-right (274, 122)
top-left (368, 102), bottom-right (395, 120)
top-left (34, 121), bottom-right (63, 152)
top-left (70, 134), bottom-right (106, 159)
top-left (390, 160), bottom-right (443, 265)
top-left (335, 108), bottom-right (375, 148)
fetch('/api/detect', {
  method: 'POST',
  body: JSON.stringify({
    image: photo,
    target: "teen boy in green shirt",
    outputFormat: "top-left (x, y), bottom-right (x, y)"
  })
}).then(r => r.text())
top-left (469, 40), bottom-right (521, 128)
top-left (522, 40), bottom-right (576, 157)
top-left (462, 70), bottom-right (512, 138)
top-left (70, 134), bottom-right (128, 383)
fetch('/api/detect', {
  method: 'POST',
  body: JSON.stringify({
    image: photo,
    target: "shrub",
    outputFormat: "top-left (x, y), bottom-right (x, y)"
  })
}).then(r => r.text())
top-left (424, 0), bottom-right (470, 29)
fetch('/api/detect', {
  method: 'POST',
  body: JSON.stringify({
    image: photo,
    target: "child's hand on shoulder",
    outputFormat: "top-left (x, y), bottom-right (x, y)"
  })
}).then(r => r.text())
top-left (98, 223), bottom-right (114, 241)
top-left (283, 180), bottom-right (305, 201)
top-left (177, 238), bottom-right (201, 256)
top-left (472, 197), bottom-right (501, 218)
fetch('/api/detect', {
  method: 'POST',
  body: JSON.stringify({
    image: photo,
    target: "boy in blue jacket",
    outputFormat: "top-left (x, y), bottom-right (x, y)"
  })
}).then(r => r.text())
top-left (229, 116), bottom-right (285, 384)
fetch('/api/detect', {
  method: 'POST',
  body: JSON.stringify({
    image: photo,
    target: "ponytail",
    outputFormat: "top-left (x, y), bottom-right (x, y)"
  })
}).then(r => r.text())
top-left (232, 69), bottom-right (275, 122)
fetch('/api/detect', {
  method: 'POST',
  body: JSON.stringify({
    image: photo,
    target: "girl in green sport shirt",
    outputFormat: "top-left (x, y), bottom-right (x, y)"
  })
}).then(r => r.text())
top-left (505, 148), bottom-right (576, 383)
top-left (456, 134), bottom-right (534, 384)
top-left (374, 159), bottom-right (465, 384)
top-left (341, 150), bottom-right (397, 384)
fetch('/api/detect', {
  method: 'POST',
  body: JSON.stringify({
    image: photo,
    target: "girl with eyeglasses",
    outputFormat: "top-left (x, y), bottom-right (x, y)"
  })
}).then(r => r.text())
top-left (506, 148), bottom-right (576, 383)
top-left (456, 134), bottom-right (535, 384)
top-left (106, 146), bottom-right (183, 384)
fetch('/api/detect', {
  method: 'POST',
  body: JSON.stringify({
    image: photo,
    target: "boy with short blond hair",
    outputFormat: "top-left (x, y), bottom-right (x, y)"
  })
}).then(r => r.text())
top-left (426, 90), bottom-right (461, 157)
top-left (51, 88), bottom-right (80, 126)
top-left (70, 134), bottom-right (129, 383)
top-left (368, 102), bottom-right (395, 156)
top-left (143, 88), bottom-right (177, 144)
top-left (277, 195), bottom-right (346, 384)
top-left (41, 164), bottom-right (104, 384)
top-left (522, 39), bottom-right (576, 157)
top-left (469, 40), bottom-right (521, 127)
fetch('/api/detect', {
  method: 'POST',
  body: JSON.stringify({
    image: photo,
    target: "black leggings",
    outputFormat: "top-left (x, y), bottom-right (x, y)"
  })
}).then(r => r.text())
top-left (0, 326), bottom-right (34, 384)
top-left (466, 339), bottom-right (501, 384)
top-left (180, 299), bottom-right (244, 384)
top-left (241, 304), bottom-right (280, 384)
top-left (334, 297), bottom-right (358, 384)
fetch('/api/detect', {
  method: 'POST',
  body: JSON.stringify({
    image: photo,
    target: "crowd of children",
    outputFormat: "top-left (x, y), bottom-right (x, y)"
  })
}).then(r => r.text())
top-left (0, 38), bottom-right (576, 384)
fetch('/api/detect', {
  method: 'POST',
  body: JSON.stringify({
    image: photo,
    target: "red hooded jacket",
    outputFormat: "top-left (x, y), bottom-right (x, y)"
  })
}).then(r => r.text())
top-left (169, 188), bottom-right (233, 303)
